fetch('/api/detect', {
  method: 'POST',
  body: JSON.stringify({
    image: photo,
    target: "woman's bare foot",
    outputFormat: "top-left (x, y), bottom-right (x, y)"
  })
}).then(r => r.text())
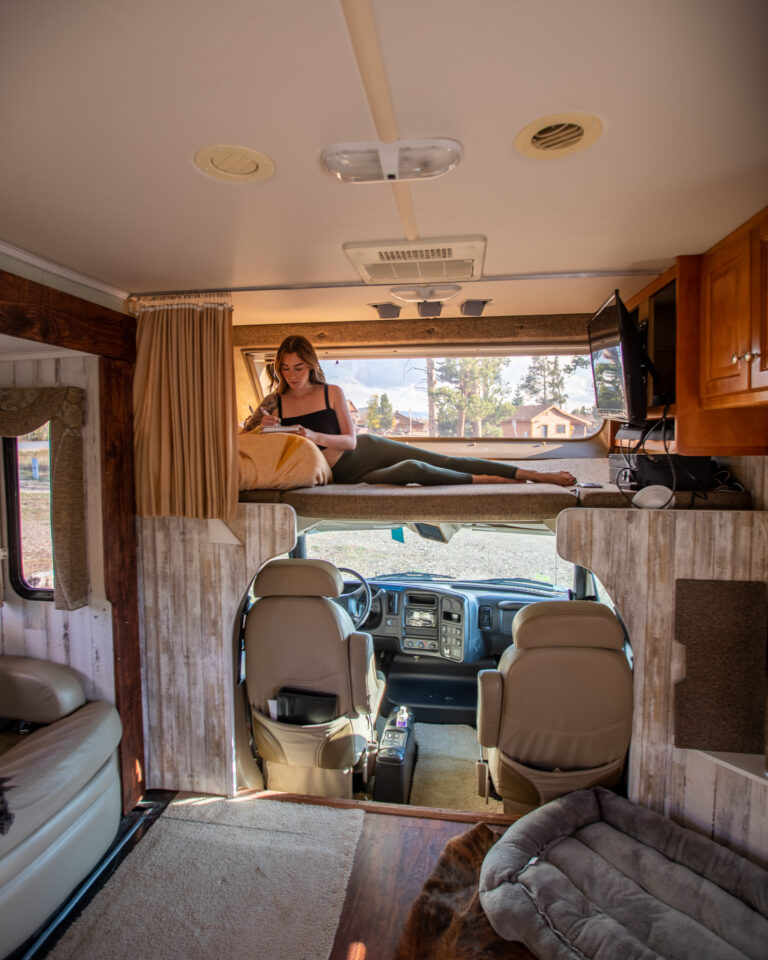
top-left (513, 468), bottom-right (576, 486)
top-left (471, 470), bottom-right (577, 486)
top-left (540, 471), bottom-right (577, 486)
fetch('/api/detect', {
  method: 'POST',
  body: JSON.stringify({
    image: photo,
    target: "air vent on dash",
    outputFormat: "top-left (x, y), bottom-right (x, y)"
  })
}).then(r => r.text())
top-left (343, 236), bottom-right (486, 284)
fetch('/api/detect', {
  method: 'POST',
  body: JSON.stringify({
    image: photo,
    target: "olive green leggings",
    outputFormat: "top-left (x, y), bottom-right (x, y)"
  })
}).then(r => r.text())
top-left (331, 434), bottom-right (520, 486)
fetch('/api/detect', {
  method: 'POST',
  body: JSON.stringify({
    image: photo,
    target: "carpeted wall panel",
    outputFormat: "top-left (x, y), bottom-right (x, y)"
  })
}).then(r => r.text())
top-left (674, 579), bottom-right (767, 753)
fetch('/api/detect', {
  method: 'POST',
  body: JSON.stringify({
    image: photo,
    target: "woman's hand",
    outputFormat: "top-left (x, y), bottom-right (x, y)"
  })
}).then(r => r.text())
top-left (296, 425), bottom-right (319, 444)
top-left (259, 406), bottom-right (280, 428)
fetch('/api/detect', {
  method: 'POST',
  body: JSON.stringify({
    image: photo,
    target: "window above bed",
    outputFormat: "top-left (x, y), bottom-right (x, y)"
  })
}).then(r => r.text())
top-left (245, 350), bottom-right (602, 441)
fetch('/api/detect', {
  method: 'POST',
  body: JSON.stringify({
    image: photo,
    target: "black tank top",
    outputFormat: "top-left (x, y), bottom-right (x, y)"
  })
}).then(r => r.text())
top-left (277, 384), bottom-right (341, 448)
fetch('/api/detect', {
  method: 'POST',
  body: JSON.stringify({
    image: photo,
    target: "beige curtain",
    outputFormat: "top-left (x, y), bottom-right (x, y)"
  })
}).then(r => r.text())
top-left (133, 299), bottom-right (239, 521)
top-left (0, 387), bottom-right (88, 610)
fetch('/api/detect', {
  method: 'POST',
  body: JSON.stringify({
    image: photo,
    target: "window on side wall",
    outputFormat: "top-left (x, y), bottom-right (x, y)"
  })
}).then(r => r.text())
top-left (2, 427), bottom-right (54, 601)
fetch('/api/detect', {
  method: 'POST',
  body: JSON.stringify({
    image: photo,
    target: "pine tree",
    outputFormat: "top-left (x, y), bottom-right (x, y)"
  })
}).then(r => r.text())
top-left (365, 393), bottom-right (383, 433)
top-left (517, 357), bottom-right (568, 405)
top-left (431, 358), bottom-right (511, 437)
top-left (379, 393), bottom-right (395, 431)
top-left (365, 393), bottom-right (396, 434)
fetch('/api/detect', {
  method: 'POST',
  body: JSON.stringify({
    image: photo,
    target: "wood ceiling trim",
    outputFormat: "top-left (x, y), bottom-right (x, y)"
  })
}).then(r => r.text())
top-left (0, 269), bottom-right (135, 363)
top-left (233, 313), bottom-right (591, 352)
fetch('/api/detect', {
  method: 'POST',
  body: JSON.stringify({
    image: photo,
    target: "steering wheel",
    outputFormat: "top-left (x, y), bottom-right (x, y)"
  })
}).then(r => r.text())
top-left (337, 567), bottom-right (373, 628)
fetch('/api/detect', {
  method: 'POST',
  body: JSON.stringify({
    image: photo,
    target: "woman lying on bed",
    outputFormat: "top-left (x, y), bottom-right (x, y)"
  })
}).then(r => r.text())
top-left (244, 335), bottom-right (577, 487)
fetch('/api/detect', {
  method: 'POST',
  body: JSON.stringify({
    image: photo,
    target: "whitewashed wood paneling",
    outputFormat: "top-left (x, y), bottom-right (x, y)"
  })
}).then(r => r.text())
top-left (721, 456), bottom-right (768, 511)
top-left (137, 504), bottom-right (295, 796)
top-left (0, 356), bottom-right (114, 703)
top-left (558, 507), bottom-right (768, 867)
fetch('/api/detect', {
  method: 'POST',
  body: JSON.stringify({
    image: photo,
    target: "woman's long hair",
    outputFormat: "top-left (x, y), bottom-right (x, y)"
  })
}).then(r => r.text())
top-left (271, 335), bottom-right (326, 395)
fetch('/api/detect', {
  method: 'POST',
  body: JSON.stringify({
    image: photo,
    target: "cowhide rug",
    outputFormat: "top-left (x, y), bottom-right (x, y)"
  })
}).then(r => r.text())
top-left (394, 822), bottom-right (536, 960)
top-left (0, 778), bottom-right (14, 835)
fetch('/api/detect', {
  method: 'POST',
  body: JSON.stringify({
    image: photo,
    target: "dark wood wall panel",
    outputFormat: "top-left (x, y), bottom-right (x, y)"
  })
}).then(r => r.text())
top-left (100, 357), bottom-right (144, 811)
top-left (0, 269), bottom-right (135, 362)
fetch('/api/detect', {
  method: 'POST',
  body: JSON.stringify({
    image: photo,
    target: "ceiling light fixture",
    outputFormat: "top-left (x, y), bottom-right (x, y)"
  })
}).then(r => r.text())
top-left (390, 284), bottom-right (461, 303)
top-left (322, 138), bottom-right (462, 183)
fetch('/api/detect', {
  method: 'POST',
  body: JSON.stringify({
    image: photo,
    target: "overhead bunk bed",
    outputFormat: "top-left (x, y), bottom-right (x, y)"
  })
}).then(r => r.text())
top-left (238, 455), bottom-right (751, 523)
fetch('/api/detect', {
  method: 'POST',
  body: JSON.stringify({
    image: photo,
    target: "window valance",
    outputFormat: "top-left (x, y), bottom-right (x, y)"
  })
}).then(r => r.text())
top-left (0, 387), bottom-right (88, 610)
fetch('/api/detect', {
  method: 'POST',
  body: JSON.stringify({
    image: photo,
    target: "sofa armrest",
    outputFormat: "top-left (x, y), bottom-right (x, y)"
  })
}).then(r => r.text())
top-left (0, 700), bottom-right (122, 857)
top-left (0, 656), bottom-right (86, 723)
top-left (477, 669), bottom-right (503, 748)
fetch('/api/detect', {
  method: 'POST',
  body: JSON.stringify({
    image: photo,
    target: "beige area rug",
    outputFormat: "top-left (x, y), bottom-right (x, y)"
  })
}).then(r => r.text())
top-left (46, 796), bottom-right (365, 960)
top-left (409, 723), bottom-right (504, 814)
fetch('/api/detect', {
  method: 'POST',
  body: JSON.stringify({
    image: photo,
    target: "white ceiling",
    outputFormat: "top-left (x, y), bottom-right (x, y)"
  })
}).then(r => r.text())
top-left (1, 0), bottom-right (767, 330)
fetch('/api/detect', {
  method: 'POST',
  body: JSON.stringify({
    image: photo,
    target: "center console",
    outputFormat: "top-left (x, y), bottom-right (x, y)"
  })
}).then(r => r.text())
top-left (401, 591), bottom-right (466, 661)
top-left (372, 706), bottom-right (416, 804)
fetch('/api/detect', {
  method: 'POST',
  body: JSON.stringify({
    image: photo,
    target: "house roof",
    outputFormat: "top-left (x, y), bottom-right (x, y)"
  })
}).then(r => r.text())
top-left (502, 403), bottom-right (594, 425)
top-left (395, 411), bottom-right (427, 428)
top-left (504, 404), bottom-right (552, 421)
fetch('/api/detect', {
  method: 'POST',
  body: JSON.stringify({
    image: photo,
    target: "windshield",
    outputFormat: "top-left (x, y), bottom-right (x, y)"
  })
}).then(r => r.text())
top-left (304, 525), bottom-right (574, 589)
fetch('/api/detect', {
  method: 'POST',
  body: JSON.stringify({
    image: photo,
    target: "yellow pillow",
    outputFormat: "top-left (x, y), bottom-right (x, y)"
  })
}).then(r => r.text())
top-left (238, 431), bottom-right (332, 490)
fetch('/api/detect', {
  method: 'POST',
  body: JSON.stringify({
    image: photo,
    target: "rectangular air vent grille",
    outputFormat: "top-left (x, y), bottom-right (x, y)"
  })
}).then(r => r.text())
top-left (378, 246), bottom-right (453, 262)
top-left (343, 236), bottom-right (486, 284)
top-left (365, 259), bottom-right (474, 281)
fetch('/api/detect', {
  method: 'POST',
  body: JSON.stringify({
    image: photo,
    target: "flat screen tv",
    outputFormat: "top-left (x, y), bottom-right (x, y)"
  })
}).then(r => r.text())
top-left (587, 290), bottom-right (647, 426)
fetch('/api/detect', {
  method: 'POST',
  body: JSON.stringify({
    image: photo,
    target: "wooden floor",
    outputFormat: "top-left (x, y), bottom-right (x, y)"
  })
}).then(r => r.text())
top-left (237, 791), bottom-right (517, 960)
top-left (326, 806), bottom-right (514, 960)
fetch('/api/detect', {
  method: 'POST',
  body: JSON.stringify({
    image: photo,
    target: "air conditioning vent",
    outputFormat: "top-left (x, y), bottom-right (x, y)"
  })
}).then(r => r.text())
top-left (531, 123), bottom-right (584, 152)
top-left (343, 236), bottom-right (486, 284)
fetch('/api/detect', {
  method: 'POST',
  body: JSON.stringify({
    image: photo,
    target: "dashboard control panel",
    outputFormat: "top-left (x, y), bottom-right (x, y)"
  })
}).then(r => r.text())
top-left (398, 590), bottom-right (466, 661)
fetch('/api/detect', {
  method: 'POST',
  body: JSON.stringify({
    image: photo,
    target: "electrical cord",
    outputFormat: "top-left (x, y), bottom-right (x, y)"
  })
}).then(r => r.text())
top-left (614, 404), bottom-right (676, 509)
top-left (648, 403), bottom-right (677, 509)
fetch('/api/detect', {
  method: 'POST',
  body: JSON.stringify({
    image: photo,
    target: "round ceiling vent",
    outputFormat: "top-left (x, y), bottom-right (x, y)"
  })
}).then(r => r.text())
top-left (193, 144), bottom-right (275, 183)
top-left (514, 113), bottom-right (602, 159)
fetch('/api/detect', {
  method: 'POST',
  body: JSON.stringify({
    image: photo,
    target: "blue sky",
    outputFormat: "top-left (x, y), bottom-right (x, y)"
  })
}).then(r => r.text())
top-left (320, 356), bottom-right (595, 419)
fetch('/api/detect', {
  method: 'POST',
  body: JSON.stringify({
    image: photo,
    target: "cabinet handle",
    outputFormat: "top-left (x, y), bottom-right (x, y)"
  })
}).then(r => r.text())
top-left (732, 353), bottom-right (740, 364)
top-left (732, 351), bottom-right (762, 363)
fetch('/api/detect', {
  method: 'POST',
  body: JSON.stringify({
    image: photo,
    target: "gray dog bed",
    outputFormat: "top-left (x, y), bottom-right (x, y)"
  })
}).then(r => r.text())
top-left (479, 786), bottom-right (768, 960)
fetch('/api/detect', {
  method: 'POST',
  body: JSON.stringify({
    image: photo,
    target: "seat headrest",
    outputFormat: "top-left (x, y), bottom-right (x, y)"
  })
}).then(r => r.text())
top-left (251, 558), bottom-right (343, 598)
top-left (513, 600), bottom-right (624, 650)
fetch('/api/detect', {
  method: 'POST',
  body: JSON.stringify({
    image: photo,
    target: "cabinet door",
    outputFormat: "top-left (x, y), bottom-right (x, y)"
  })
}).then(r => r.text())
top-left (699, 232), bottom-right (751, 400)
top-left (748, 213), bottom-right (768, 391)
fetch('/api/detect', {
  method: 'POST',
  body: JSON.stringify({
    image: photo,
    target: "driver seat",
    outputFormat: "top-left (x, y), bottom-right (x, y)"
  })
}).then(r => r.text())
top-left (244, 558), bottom-right (385, 798)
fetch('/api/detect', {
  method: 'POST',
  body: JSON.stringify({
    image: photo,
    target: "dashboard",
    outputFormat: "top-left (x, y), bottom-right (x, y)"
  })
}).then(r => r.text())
top-left (356, 578), bottom-right (569, 664)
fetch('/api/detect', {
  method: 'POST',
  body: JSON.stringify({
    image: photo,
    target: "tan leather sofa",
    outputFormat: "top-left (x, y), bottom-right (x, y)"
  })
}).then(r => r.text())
top-left (0, 656), bottom-right (122, 958)
top-left (477, 601), bottom-right (633, 816)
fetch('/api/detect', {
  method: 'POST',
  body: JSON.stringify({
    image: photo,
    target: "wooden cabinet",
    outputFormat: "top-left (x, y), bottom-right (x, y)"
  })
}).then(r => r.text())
top-left (621, 206), bottom-right (768, 456)
top-left (750, 212), bottom-right (768, 392)
top-left (700, 213), bottom-right (768, 407)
